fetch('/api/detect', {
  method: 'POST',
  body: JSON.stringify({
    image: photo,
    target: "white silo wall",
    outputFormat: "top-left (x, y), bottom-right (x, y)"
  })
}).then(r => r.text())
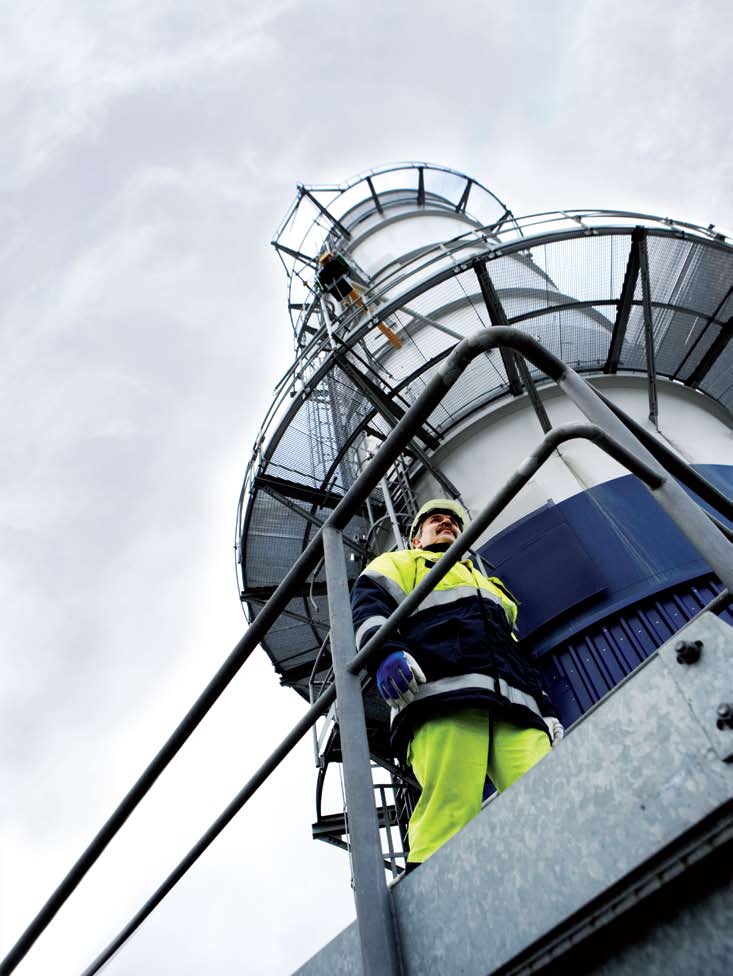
top-left (413, 375), bottom-right (733, 546)
top-left (349, 212), bottom-right (479, 275)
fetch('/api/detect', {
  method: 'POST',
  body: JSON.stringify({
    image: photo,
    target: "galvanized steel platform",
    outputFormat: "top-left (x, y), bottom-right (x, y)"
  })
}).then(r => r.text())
top-left (295, 612), bottom-right (733, 975)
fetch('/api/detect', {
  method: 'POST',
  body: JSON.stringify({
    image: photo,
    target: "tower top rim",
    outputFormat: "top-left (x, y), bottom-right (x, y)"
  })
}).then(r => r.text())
top-left (270, 161), bottom-right (514, 332)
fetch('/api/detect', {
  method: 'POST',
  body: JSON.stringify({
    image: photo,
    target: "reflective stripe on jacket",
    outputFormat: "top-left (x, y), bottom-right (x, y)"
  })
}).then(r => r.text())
top-left (350, 547), bottom-right (557, 757)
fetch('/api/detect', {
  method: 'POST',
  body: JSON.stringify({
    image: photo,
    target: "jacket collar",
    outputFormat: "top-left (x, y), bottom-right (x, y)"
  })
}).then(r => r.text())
top-left (410, 546), bottom-right (474, 568)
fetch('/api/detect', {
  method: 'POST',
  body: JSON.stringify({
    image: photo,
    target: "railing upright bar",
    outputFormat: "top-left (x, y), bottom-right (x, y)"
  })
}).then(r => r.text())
top-left (322, 526), bottom-right (402, 975)
top-left (638, 232), bottom-right (659, 427)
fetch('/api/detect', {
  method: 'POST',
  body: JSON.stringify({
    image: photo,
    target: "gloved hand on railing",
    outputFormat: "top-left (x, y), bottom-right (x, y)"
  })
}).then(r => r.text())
top-left (544, 716), bottom-right (564, 745)
top-left (376, 651), bottom-right (426, 708)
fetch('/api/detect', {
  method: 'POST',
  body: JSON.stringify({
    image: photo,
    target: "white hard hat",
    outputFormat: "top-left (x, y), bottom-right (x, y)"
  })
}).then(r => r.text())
top-left (409, 498), bottom-right (469, 542)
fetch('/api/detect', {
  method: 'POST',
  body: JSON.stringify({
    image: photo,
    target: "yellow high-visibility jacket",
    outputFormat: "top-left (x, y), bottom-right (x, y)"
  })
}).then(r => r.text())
top-left (351, 546), bottom-right (557, 757)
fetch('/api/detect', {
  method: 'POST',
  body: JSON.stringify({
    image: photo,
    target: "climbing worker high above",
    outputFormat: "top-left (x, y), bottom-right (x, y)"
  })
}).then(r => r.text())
top-left (316, 250), bottom-right (402, 349)
top-left (350, 498), bottom-right (563, 871)
top-left (316, 250), bottom-right (357, 304)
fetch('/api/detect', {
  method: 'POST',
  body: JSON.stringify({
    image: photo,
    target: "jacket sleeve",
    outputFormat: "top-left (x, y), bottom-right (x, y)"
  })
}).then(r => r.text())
top-left (350, 557), bottom-right (410, 677)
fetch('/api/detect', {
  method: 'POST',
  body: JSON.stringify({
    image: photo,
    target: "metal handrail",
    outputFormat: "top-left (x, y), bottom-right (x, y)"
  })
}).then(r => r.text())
top-left (6, 328), bottom-right (733, 976)
top-left (83, 418), bottom-right (727, 976)
top-left (283, 209), bottom-right (729, 339)
top-left (79, 422), bottom-right (664, 976)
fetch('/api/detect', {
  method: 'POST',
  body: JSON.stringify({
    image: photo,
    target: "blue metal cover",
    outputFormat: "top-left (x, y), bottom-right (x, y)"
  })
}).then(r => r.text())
top-left (540, 576), bottom-right (733, 726)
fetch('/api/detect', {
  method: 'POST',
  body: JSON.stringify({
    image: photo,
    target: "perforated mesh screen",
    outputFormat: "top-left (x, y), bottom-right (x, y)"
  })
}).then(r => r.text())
top-left (701, 341), bottom-right (733, 407)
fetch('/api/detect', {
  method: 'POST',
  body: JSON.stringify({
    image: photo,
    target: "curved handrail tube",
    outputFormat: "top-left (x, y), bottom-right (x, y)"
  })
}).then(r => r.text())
top-left (6, 328), bottom-right (733, 975)
top-left (77, 420), bottom-right (667, 976)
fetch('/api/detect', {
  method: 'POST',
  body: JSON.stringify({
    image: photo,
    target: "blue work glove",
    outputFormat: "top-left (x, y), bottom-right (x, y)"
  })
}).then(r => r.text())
top-left (376, 651), bottom-right (426, 708)
top-left (544, 716), bottom-right (564, 745)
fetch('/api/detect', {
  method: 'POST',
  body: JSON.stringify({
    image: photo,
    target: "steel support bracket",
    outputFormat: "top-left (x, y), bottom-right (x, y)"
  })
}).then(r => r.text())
top-left (657, 612), bottom-right (733, 762)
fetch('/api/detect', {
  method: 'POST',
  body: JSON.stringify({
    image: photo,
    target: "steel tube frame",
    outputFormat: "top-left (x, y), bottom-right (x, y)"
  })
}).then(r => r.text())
top-left (79, 417), bottom-right (727, 976)
top-left (8, 327), bottom-right (733, 976)
top-left (322, 526), bottom-right (401, 975)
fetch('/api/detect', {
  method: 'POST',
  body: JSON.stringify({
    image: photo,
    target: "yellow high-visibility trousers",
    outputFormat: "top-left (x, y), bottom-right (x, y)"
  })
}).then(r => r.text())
top-left (406, 707), bottom-right (551, 864)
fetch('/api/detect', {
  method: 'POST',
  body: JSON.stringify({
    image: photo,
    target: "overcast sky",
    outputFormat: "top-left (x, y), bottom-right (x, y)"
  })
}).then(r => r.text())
top-left (1, 2), bottom-right (731, 974)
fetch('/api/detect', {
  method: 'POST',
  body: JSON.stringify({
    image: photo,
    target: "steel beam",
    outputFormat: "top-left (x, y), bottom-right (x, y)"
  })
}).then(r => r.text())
top-left (638, 232), bottom-right (659, 425)
top-left (456, 178), bottom-right (472, 213)
top-left (276, 657), bottom-right (333, 685)
top-left (401, 305), bottom-right (465, 341)
top-left (336, 355), bottom-right (441, 450)
top-left (246, 601), bottom-right (329, 633)
top-left (474, 261), bottom-right (523, 395)
top-left (258, 481), bottom-right (367, 556)
top-left (366, 176), bottom-right (384, 215)
top-left (686, 316), bottom-right (733, 387)
top-left (334, 355), bottom-right (462, 499)
top-left (252, 474), bottom-right (345, 510)
top-left (240, 581), bottom-right (328, 602)
top-left (475, 261), bottom-right (552, 432)
top-left (604, 226), bottom-right (643, 374)
top-left (272, 241), bottom-right (319, 267)
top-left (675, 284), bottom-right (733, 381)
top-left (297, 185), bottom-right (352, 241)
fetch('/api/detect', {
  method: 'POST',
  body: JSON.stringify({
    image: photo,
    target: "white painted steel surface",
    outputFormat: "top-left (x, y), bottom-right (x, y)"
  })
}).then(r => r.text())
top-left (413, 374), bottom-right (733, 544)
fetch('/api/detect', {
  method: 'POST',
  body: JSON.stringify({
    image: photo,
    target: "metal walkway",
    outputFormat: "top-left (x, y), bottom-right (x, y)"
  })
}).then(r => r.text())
top-left (296, 611), bottom-right (733, 976)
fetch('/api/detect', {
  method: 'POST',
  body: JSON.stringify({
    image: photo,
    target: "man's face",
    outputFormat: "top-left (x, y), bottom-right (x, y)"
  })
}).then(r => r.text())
top-left (412, 510), bottom-right (462, 549)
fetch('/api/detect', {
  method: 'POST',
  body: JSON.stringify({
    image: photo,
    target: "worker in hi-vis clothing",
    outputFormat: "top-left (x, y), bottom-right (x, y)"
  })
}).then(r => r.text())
top-left (350, 498), bottom-right (563, 871)
top-left (316, 250), bottom-right (402, 349)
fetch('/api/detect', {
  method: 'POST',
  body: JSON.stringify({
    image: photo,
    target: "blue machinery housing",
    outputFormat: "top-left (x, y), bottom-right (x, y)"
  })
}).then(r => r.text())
top-left (481, 465), bottom-right (733, 724)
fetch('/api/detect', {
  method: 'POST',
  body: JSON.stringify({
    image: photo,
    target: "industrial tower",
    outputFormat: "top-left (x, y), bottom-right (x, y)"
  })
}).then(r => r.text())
top-left (235, 163), bottom-right (733, 973)
top-left (7, 163), bottom-right (731, 976)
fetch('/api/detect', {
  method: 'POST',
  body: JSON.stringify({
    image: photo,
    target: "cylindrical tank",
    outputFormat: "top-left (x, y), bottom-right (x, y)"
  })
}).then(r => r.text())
top-left (236, 162), bottom-right (733, 855)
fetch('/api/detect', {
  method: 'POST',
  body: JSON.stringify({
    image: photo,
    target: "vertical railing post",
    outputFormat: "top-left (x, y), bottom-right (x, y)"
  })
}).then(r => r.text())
top-left (322, 525), bottom-right (402, 976)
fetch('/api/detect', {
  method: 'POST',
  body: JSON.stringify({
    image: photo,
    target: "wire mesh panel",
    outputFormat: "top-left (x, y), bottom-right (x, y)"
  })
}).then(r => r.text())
top-left (701, 341), bottom-right (733, 410)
